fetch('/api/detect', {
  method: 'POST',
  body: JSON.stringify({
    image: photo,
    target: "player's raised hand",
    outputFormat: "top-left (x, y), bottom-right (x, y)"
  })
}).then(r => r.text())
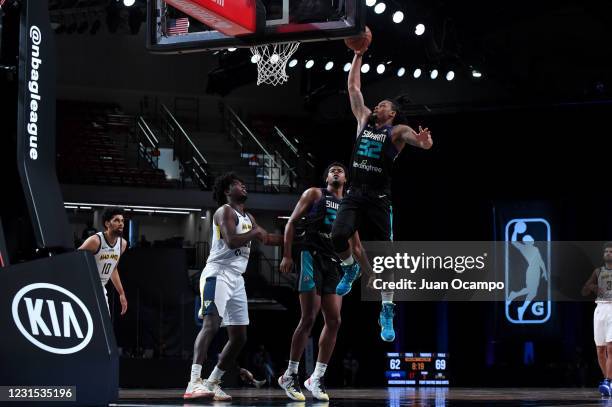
top-left (279, 256), bottom-right (293, 274)
top-left (416, 126), bottom-right (433, 149)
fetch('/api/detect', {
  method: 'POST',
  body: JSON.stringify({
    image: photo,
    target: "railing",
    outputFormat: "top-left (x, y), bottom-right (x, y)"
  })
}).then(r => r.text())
top-left (252, 250), bottom-right (294, 288)
top-left (224, 105), bottom-right (297, 193)
top-left (272, 126), bottom-right (316, 179)
top-left (135, 116), bottom-right (159, 169)
top-left (159, 104), bottom-right (212, 190)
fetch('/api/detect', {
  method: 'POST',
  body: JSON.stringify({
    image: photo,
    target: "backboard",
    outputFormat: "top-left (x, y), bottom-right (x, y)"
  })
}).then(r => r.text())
top-left (147, 0), bottom-right (364, 53)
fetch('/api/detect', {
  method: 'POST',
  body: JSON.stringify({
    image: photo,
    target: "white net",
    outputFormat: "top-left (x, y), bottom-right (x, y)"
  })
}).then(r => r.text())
top-left (250, 42), bottom-right (300, 86)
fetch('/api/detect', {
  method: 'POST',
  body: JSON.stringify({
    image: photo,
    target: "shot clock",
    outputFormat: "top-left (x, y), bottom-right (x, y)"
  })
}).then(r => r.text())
top-left (385, 352), bottom-right (449, 386)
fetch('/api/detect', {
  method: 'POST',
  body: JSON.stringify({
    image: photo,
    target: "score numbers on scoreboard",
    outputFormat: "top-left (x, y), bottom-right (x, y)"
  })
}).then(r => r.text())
top-left (385, 352), bottom-right (449, 386)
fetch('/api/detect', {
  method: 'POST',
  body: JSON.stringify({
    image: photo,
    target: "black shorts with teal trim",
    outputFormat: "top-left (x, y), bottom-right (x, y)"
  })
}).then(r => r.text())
top-left (295, 250), bottom-right (341, 295)
top-left (333, 188), bottom-right (393, 241)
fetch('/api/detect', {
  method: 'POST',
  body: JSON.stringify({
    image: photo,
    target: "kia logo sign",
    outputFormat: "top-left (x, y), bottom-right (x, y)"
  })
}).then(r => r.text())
top-left (11, 283), bottom-right (94, 354)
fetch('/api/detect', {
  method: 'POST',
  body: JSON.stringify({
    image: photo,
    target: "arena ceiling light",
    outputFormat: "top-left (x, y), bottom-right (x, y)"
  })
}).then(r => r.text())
top-left (325, 61), bottom-right (334, 71)
top-left (123, 0), bottom-right (135, 6)
top-left (446, 71), bottom-right (455, 81)
top-left (365, 0), bottom-right (376, 6)
top-left (430, 69), bottom-right (439, 79)
top-left (376, 64), bottom-right (386, 74)
top-left (397, 67), bottom-right (406, 77)
top-left (288, 59), bottom-right (298, 68)
top-left (361, 63), bottom-right (370, 73)
top-left (343, 62), bottom-right (351, 72)
top-left (415, 23), bottom-right (426, 36)
top-left (250, 54), bottom-right (260, 63)
top-left (227, 48), bottom-right (237, 52)
top-left (305, 59), bottom-right (315, 69)
top-left (392, 11), bottom-right (404, 23)
top-left (472, 69), bottom-right (483, 78)
top-left (413, 68), bottom-right (422, 78)
top-left (374, 2), bottom-right (386, 14)
top-left (63, 202), bottom-right (202, 212)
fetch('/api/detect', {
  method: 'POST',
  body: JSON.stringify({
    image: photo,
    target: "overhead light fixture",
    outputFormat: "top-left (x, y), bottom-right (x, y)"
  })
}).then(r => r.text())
top-left (305, 59), bottom-right (314, 69)
top-left (361, 63), bottom-right (370, 73)
top-left (228, 47), bottom-right (237, 52)
top-left (343, 62), bottom-right (351, 72)
top-left (397, 67), bottom-right (406, 77)
top-left (376, 64), bottom-right (386, 74)
top-left (63, 202), bottom-right (202, 212)
top-left (325, 61), bottom-right (334, 71)
top-left (392, 11), bottom-right (404, 23)
top-left (277, 216), bottom-right (291, 219)
top-left (413, 68), bottom-right (422, 78)
top-left (415, 23), bottom-right (425, 36)
top-left (374, 2), bottom-right (386, 14)
top-left (446, 71), bottom-right (455, 81)
top-left (472, 70), bottom-right (483, 78)
top-left (365, 0), bottom-right (376, 6)
top-left (430, 69), bottom-right (439, 79)
top-left (123, 0), bottom-right (135, 6)
top-left (251, 54), bottom-right (260, 63)
top-left (288, 59), bottom-right (298, 68)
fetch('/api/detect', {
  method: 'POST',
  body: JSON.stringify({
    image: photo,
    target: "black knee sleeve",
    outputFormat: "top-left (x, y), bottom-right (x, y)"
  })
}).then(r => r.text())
top-left (331, 222), bottom-right (352, 253)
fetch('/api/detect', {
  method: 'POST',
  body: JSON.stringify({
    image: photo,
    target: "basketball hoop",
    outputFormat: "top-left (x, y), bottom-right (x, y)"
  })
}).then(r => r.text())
top-left (250, 41), bottom-right (300, 86)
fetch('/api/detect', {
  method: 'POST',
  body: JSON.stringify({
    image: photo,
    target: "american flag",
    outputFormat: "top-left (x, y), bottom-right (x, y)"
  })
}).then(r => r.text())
top-left (167, 17), bottom-right (189, 36)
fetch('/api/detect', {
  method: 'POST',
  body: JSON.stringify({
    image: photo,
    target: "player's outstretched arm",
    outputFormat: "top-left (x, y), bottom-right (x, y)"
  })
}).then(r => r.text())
top-left (280, 188), bottom-right (322, 273)
top-left (247, 213), bottom-right (283, 247)
top-left (348, 53), bottom-right (372, 127)
top-left (393, 125), bottom-right (433, 150)
top-left (219, 205), bottom-right (262, 249)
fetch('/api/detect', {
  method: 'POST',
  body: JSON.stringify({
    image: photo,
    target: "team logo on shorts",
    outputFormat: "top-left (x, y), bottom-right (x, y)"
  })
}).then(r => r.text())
top-left (204, 300), bottom-right (212, 309)
top-left (504, 218), bottom-right (551, 324)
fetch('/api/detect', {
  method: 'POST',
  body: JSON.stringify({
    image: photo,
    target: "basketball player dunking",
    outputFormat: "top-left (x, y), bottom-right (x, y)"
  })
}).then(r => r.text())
top-left (78, 207), bottom-right (128, 315)
top-left (331, 48), bottom-right (433, 342)
top-left (184, 173), bottom-right (282, 401)
top-left (582, 242), bottom-right (612, 396)
top-left (278, 162), bottom-right (369, 401)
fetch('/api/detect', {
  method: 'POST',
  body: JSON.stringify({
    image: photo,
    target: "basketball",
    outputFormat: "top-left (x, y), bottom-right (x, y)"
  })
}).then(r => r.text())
top-left (345, 26), bottom-right (372, 52)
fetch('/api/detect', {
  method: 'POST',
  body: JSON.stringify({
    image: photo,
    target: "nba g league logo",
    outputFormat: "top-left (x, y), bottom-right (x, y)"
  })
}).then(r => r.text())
top-left (505, 218), bottom-right (552, 324)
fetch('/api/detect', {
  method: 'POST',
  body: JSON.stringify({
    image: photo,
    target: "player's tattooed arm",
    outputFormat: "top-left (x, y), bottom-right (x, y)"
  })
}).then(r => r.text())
top-left (581, 268), bottom-right (599, 296)
top-left (350, 232), bottom-right (373, 277)
top-left (348, 54), bottom-right (372, 129)
top-left (280, 188), bottom-right (322, 273)
top-left (393, 124), bottom-right (433, 150)
top-left (219, 205), bottom-right (262, 249)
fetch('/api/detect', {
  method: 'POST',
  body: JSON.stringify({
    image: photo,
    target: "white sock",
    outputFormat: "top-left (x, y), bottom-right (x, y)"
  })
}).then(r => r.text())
top-left (286, 360), bottom-right (299, 376)
top-left (313, 362), bottom-right (327, 379)
top-left (190, 364), bottom-right (202, 382)
top-left (208, 366), bottom-right (225, 382)
top-left (341, 255), bottom-right (354, 266)
top-left (381, 291), bottom-right (394, 304)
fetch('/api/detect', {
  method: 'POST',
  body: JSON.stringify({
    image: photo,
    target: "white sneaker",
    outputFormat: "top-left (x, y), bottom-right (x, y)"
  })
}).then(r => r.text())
top-left (278, 372), bottom-right (306, 401)
top-left (304, 375), bottom-right (329, 401)
top-left (203, 379), bottom-right (232, 401)
top-left (183, 378), bottom-right (214, 399)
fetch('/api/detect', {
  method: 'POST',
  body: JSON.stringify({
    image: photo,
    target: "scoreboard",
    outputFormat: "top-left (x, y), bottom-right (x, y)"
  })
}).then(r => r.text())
top-left (385, 352), bottom-right (449, 386)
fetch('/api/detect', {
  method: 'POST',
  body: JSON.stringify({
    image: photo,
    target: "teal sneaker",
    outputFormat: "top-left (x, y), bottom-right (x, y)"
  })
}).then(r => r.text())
top-left (379, 303), bottom-right (396, 342)
top-left (335, 262), bottom-right (361, 296)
